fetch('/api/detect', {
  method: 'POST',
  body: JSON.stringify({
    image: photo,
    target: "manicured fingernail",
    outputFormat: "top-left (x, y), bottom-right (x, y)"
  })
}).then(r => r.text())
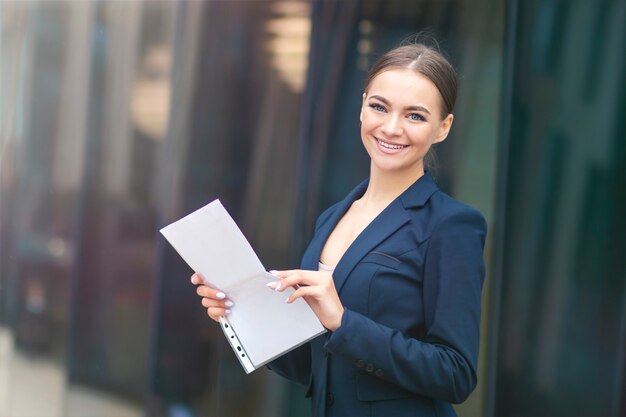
top-left (266, 282), bottom-right (281, 291)
top-left (224, 301), bottom-right (233, 307)
top-left (190, 276), bottom-right (196, 284)
top-left (269, 270), bottom-right (280, 276)
top-left (285, 297), bottom-right (290, 303)
top-left (225, 309), bottom-right (232, 314)
top-left (216, 292), bottom-right (226, 299)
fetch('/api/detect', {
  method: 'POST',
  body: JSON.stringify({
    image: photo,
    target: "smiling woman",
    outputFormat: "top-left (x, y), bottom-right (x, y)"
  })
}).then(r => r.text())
top-left (192, 41), bottom-right (488, 417)
top-left (360, 69), bottom-right (453, 177)
top-left (361, 43), bottom-right (458, 174)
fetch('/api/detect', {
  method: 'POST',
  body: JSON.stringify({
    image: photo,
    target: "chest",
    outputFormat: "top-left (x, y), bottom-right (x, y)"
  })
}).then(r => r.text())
top-left (319, 203), bottom-right (387, 266)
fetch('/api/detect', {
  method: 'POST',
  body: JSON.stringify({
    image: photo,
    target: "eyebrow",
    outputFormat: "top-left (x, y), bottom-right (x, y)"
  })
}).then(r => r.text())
top-left (369, 95), bottom-right (431, 115)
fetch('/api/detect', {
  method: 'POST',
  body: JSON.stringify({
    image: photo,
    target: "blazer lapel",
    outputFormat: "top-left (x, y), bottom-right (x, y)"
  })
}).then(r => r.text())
top-left (331, 172), bottom-right (439, 295)
top-left (300, 180), bottom-right (369, 271)
top-left (332, 199), bottom-right (410, 294)
top-left (303, 172), bottom-right (439, 294)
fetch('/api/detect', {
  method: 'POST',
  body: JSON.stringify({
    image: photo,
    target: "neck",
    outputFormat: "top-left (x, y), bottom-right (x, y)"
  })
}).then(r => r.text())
top-left (360, 163), bottom-right (425, 206)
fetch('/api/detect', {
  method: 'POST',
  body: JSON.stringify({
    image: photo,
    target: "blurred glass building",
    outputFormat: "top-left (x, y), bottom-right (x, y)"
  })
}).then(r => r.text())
top-left (0, 1), bottom-right (623, 416)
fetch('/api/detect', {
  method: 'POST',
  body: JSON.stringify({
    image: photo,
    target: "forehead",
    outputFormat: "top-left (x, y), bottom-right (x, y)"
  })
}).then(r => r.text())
top-left (367, 69), bottom-right (442, 110)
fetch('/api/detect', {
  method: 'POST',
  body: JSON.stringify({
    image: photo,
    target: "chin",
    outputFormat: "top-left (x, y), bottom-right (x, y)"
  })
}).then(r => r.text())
top-left (372, 160), bottom-right (408, 173)
top-left (371, 156), bottom-right (425, 176)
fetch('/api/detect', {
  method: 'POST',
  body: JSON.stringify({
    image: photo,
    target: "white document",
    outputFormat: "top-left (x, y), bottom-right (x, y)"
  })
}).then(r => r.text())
top-left (160, 199), bottom-right (326, 373)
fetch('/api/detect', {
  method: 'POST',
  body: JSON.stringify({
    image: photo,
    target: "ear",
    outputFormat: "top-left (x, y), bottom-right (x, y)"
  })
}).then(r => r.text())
top-left (434, 113), bottom-right (454, 144)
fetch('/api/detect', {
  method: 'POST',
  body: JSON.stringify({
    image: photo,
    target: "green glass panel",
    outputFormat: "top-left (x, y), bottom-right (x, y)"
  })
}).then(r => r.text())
top-left (492, 0), bottom-right (626, 415)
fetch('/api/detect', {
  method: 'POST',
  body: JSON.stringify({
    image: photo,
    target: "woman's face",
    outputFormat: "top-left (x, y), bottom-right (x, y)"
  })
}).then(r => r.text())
top-left (360, 69), bottom-right (453, 176)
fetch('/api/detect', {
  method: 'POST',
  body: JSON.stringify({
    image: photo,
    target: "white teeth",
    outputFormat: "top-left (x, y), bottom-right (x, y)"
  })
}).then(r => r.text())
top-left (377, 139), bottom-right (406, 149)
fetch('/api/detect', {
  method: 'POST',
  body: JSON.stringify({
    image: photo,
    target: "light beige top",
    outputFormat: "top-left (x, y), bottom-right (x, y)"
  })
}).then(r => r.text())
top-left (318, 261), bottom-right (336, 273)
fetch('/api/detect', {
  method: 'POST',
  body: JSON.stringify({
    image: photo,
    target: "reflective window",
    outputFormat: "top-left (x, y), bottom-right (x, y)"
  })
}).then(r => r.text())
top-left (489, 0), bottom-right (626, 416)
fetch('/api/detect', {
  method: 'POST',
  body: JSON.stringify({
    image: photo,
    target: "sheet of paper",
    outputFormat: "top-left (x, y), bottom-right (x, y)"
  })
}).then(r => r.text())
top-left (160, 199), bottom-right (326, 372)
top-left (160, 200), bottom-right (265, 292)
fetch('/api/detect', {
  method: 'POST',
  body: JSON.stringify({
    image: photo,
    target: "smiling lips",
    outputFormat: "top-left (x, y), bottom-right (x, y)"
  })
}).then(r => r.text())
top-left (375, 137), bottom-right (408, 153)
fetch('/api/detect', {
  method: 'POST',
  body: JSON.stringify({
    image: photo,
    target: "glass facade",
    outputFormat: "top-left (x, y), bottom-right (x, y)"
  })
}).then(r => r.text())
top-left (0, 1), bottom-right (622, 417)
top-left (487, 0), bottom-right (626, 416)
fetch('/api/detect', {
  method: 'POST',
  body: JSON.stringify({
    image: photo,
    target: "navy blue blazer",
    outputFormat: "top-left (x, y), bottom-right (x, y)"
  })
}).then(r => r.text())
top-left (269, 172), bottom-right (487, 417)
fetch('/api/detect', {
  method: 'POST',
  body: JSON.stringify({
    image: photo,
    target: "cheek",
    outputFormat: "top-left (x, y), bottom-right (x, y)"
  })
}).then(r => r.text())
top-left (360, 124), bottom-right (371, 150)
top-left (407, 124), bottom-right (437, 143)
top-left (360, 111), bottom-right (380, 134)
top-left (360, 114), bottom-right (371, 137)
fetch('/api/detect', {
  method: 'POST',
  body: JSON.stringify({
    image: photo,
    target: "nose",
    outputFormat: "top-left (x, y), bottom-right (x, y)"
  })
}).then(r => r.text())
top-left (381, 114), bottom-right (403, 137)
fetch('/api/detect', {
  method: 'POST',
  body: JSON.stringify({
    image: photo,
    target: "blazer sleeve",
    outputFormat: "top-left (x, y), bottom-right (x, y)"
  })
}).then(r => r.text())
top-left (323, 208), bottom-right (487, 404)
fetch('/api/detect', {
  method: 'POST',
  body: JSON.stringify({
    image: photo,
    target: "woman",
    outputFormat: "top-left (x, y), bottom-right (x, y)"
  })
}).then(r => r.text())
top-left (192, 42), bottom-right (487, 417)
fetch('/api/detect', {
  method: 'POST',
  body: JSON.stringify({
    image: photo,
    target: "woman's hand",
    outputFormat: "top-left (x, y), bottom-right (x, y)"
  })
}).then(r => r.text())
top-left (268, 270), bottom-right (344, 331)
top-left (190, 273), bottom-right (233, 322)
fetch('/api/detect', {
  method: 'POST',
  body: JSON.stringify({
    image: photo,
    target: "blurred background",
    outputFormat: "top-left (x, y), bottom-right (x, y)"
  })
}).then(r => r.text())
top-left (0, 0), bottom-right (623, 416)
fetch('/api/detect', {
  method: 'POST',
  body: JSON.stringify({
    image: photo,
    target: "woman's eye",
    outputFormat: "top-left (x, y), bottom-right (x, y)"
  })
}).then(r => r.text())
top-left (408, 113), bottom-right (424, 121)
top-left (369, 103), bottom-right (385, 112)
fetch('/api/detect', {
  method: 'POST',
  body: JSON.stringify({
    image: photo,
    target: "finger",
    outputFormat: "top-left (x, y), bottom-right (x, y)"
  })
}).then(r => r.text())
top-left (272, 269), bottom-right (306, 278)
top-left (266, 281), bottom-right (283, 291)
top-left (207, 306), bottom-right (231, 322)
top-left (268, 269), bottom-right (283, 278)
top-left (267, 275), bottom-right (300, 292)
top-left (269, 269), bottom-right (310, 280)
top-left (266, 270), bottom-right (297, 291)
top-left (267, 281), bottom-right (302, 293)
top-left (201, 297), bottom-right (234, 309)
top-left (271, 272), bottom-right (322, 292)
top-left (286, 285), bottom-right (317, 304)
top-left (191, 272), bottom-right (204, 285)
top-left (196, 285), bottom-right (227, 300)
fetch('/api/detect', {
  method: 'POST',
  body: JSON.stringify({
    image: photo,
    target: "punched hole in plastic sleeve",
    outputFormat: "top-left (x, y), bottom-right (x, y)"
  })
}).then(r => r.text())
top-left (219, 316), bottom-right (255, 373)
